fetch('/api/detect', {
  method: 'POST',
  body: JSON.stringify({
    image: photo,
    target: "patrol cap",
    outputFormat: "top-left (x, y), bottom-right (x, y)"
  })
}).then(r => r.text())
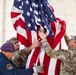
top-left (9, 37), bottom-right (18, 44)
top-left (0, 41), bottom-right (15, 52)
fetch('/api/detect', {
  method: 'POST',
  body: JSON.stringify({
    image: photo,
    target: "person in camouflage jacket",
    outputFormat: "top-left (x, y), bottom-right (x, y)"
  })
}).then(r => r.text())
top-left (38, 27), bottom-right (76, 75)
top-left (11, 48), bottom-right (28, 68)
top-left (10, 37), bottom-right (41, 68)
top-left (64, 33), bottom-right (76, 49)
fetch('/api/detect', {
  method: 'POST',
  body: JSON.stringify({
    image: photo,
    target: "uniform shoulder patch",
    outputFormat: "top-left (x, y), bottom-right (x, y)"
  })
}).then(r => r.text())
top-left (6, 64), bottom-right (13, 70)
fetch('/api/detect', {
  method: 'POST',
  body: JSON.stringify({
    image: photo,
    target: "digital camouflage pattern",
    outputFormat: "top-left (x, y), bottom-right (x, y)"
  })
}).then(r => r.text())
top-left (42, 39), bottom-right (76, 75)
top-left (11, 48), bottom-right (44, 74)
top-left (11, 48), bottom-right (28, 68)
top-left (64, 33), bottom-right (70, 46)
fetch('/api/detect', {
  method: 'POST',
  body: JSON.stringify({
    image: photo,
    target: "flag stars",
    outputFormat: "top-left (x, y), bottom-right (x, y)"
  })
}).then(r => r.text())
top-left (28, 23), bottom-right (31, 27)
top-left (44, 26), bottom-right (47, 29)
top-left (21, 2), bottom-right (23, 6)
top-left (13, 0), bottom-right (56, 37)
top-left (26, 12), bottom-right (30, 16)
top-left (30, 7), bottom-right (32, 11)
top-left (45, 14), bottom-right (48, 17)
top-left (41, 4), bottom-right (43, 7)
top-left (32, 2), bottom-right (36, 7)
top-left (31, 19), bottom-right (34, 23)
top-left (35, 4), bottom-right (38, 8)
top-left (19, 5), bottom-right (22, 9)
top-left (34, 10), bottom-right (38, 15)
top-left (25, 0), bottom-right (29, 4)
top-left (46, 18), bottom-right (48, 21)
top-left (37, 18), bottom-right (41, 22)
top-left (42, 19), bottom-right (44, 22)
top-left (47, 3), bottom-right (50, 7)
top-left (51, 15), bottom-right (53, 19)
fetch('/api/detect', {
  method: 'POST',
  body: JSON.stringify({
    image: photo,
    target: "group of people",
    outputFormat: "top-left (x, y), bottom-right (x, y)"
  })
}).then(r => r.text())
top-left (39, 28), bottom-right (76, 75)
top-left (0, 32), bottom-right (43, 75)
top-left (0, 26), bottom-right (76, 75)
top-left (10, 0), bottom-right (68, 75)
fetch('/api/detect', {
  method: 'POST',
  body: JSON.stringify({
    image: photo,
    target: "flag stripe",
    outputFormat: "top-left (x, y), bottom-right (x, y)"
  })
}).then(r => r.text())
top-left (48, 58), bottom-right (57, 75)
top-left (11, 0), bottom-right (66, 75)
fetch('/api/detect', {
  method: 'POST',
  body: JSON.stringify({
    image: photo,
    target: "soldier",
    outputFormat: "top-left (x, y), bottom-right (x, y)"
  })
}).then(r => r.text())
top-left (9, 37), bottom-right (20, 50)
top-left (0, 41), bottom-right (43, 75)
top-left (9, 37), bottom-right (41, 51)
top-left (64, 33), bottom-right (76, 49)
top-left (11, 48), bottom-right (30, 68)
top-left (38, 27), bottom-right (76, 75)
top-left (10, 37), bottom-right (41, 68)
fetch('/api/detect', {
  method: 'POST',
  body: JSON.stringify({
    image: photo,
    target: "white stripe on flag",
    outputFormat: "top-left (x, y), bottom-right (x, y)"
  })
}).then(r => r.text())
top-left (11, 15), bottom-right (20, 25)
top-left (26, 31), bottom-right (37, 68)
top-left (31, 31), bottom-right (37, 43)
top-left (38, 49), bottom-right (45, 65)
top-left (26, 48), bottom-right (36, 68)
top-left (12, 14), bottom-right (25, 25)
top-left (48, 58), bottom-right (57, 75)
top-left (17, 26), bottom-right (27, 39)
top-left (12, 6), bottom-right (22, 13)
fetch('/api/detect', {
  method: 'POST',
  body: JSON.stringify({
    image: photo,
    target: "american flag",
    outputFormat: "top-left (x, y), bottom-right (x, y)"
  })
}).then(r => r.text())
top-left (11, 0), bottom-right (57, 36)
top-left (11, 0), bottom-right (66, 75)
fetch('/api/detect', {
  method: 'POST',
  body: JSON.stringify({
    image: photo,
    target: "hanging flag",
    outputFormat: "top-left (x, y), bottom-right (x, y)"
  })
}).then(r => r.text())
top-left (11, 0), bottom-right (66, 75)
top-left (11, 0), bottom-right (57, 36)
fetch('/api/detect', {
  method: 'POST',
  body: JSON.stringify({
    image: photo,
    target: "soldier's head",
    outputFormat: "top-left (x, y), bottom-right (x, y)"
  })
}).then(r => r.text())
top-left (68, 36), bottom-right (76, 49)
top-left (9, 37), bottom-right (20, 50)
top-left (0, 41), bottom-right (15, 59)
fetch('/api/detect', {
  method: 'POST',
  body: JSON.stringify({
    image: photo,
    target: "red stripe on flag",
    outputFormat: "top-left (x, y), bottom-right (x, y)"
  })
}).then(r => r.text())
top-left (17, 33), bottom-right (28, 46)
top-left (46, 22), bottom-right (56, 48)
top-left (42, 54), bottom-right (51, 75)
top-left (55, 60), bottom-right (61, 75)
top-left (13, 19), bottom-right (19, 30)
top-left (11, 4), bottom-right (66, 75)
top-left (51, 21), bottom-right (66, 49)
top-left (29, 47), bottom-right (41, 68)
top-left (26, 31), bottom-right (32, 46)
top-left (11, 12), bottom-right (20, 18)
top-left (19, 18), bottom-right (26, 28)
top-left (14, 18), bottom-right (26, 30)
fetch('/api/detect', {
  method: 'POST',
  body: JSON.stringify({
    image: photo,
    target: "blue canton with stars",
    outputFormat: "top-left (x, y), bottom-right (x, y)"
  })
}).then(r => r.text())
top-left (13, 0), bottom-right (56, 36)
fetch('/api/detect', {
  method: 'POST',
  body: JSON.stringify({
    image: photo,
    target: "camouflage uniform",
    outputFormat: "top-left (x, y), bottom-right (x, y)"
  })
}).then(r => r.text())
top-left (41, 39), bottom-right (76, 75)
top-left (9, 37), bottom-right (25, 68)
top-left (11, 48), bottom-right (29, 68)
top-left (64, 33), bottom-right (70, 46)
